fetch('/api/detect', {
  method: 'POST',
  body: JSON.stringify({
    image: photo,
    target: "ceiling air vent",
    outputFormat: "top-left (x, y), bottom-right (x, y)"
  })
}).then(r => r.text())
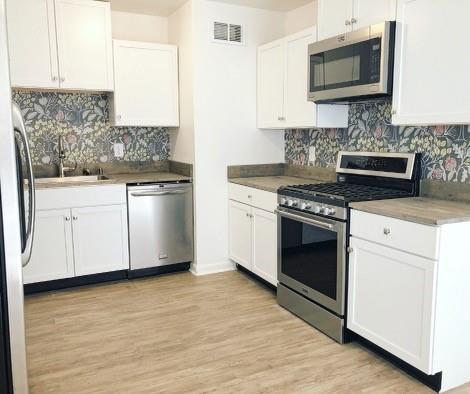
top-left (212, 21), bottom-right (244, 45)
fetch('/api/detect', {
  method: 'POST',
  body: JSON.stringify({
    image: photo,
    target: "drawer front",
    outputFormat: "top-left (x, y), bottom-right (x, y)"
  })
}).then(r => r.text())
top-left (35, 185), bottom-right (127, 211)
top-left (350, 210), bottom-right (440, 260)
top-left (228, 183), bottom-right (277, 213)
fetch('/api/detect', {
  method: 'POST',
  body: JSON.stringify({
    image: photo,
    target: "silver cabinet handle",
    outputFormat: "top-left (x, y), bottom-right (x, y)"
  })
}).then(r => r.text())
top-left (275, 209), bottom-right (334, 231)
top-left (345, 19), bottom-right (351, 25)
top-left (12, 104), bottom-right (36, 267)
top-left (131, 190), bottom-right (186, 197)
top-left (383, 228), bottom-right (391, 235)
top-left (351, 18), bottom-right (357, 24)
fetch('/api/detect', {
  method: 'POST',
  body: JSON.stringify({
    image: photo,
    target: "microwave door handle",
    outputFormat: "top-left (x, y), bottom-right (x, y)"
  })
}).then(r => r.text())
top-left (12, 104), bottom-right (35, 267)
top-left (275, 209), bottom-right (334, 231)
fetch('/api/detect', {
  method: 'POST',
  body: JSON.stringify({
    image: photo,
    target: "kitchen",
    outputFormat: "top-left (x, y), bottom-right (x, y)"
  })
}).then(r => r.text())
top-left (0, 0), bottom-right (469, 393)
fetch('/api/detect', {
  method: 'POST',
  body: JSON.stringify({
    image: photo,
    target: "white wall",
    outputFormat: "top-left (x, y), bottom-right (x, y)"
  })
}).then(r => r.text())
top-left (168, 1), bottom-right (195, 164)
top-left (190, 0), bottom-right (285, 274)
top-left (111, 11), bottom-right (168, 43)
top-left (285, 1), bottom-right (317, 35)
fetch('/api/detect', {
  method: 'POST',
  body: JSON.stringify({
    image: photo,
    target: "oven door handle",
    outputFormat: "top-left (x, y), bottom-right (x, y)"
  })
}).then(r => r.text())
top-left (275, 209), bottom-right (334, 231)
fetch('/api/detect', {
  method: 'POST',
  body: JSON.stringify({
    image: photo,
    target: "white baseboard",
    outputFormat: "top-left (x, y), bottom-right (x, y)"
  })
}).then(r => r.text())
top-left (190, 260), bottom-right (236, 276)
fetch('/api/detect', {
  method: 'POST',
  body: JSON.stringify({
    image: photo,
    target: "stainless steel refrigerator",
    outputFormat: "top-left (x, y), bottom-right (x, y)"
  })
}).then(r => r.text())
top-left (0, 0), bottom-right (36, 391)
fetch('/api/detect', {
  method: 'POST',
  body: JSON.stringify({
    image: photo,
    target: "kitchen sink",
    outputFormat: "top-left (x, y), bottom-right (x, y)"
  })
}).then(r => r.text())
top-left (34, 175), bottom-right (110, 184)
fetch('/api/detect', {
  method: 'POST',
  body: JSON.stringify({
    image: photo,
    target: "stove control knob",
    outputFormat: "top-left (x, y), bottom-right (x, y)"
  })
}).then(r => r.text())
top-left (300, 202), bottom-right (312, 210)
top-left (319, 206), bottom-right (326, 214)
top-left (287, 199), bottom-right (297, 207)
top-left (280, 197), bottom-right (287, 205)
top-left (324, 207), bottom-right (336, 216)
top-left (313, 205), bottom-right (321, 214)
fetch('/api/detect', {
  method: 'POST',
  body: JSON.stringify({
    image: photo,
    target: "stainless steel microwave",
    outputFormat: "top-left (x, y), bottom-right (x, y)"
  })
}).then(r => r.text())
top-left (308, 22), bottom-right (395, 103)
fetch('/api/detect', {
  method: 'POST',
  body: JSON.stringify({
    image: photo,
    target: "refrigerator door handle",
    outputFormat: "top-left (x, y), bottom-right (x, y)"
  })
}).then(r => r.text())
top-left (12, 104), bottom-right (35, 267)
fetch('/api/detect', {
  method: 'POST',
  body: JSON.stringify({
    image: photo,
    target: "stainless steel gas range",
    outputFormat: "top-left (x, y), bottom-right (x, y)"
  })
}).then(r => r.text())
top-left (276, 151), bottom-right (421, 343)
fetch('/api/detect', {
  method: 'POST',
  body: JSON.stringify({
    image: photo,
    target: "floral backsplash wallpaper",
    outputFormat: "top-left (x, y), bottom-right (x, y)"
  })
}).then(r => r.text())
top-left (12, 91), bottom-right (170, 166)
top-left (285, 100), bottom-right (470, 182)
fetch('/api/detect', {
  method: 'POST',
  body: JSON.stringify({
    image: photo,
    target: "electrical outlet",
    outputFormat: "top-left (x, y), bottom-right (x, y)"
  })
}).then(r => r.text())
top-left (308, 146), bottom-right (316, 165)
top-left (113, 143), bottom-right (125, 158)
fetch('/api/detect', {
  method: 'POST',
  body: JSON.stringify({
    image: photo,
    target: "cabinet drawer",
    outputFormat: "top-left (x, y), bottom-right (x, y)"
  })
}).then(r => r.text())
top-left (228, 183), bottom-right (277, 213)
top-left (35, 185), bottom-right (126, 210)
top-left (350, 210), bottom-right (440, 260)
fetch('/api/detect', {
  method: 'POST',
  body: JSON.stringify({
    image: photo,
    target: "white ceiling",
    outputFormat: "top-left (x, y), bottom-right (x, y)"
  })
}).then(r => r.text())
top-left (109, 0), bottom-right (313, 16)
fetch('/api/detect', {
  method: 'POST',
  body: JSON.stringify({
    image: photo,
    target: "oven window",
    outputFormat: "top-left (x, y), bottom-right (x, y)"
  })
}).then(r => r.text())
top-left (281, 216), bottom-right (338, 300)
top-left (309, 37), bottom-right (381, 93)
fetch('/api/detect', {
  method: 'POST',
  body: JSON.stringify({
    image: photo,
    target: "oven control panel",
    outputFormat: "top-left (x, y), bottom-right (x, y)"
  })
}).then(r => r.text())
top-left (278, 196), bottom-right (347, 220)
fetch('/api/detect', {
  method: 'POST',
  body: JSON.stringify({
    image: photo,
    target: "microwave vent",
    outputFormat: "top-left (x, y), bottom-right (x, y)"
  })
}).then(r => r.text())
top-left (212, 21), bottom-right (244, 45)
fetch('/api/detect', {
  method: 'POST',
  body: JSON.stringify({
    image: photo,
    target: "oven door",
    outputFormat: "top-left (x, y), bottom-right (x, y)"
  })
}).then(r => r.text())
top-left (277, 208), bottom-right (346, 316)
top-left (308, 22), bottom-right (393, 102)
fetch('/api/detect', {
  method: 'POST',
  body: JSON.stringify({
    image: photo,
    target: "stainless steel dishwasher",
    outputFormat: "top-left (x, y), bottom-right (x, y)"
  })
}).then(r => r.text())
top-left (127, 182), bottom-right (193, 277)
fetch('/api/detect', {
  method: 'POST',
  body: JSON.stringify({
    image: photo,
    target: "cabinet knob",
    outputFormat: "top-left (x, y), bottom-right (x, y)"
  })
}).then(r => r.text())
top-left (351, 18), bottom-right (357, 24)
top-left (65, 216), bottom-right (71, 221)
top-left (278, 116), bottom-right (286, 121)
top-left (383, 228), bottom-right (391, 235)
top-left (247, 194), bottom-right (252, 199)
top-left (117, 114), bottom-right (122, 121)
top-left (347, 247), bottom-right (354, 253)
top-left (73, 216), bottom-right (78, 221)
top-left (391, 109), bottom-right (397, 115)
top-left (60, 77), bottom-right (65, 83)
top-left (52, 76), bottom-right (58, 82)
top-left (345, 19), bottom-right (351, 25)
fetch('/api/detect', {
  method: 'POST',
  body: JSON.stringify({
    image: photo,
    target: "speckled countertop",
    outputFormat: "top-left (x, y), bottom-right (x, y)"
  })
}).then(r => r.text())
top-left (34, 172), bottom-right (191, 189)
top-left (229, 176), bottom-right (323, 193)
top-left (350, 197), bottom-right (470, 226)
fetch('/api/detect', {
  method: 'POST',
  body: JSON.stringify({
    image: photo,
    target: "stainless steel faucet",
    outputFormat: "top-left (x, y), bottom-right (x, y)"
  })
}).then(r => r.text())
top-left (58, 135), bottom-right (76, 177)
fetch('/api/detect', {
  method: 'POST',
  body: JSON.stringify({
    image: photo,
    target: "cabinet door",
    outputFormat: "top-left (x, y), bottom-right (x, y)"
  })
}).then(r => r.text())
top-left (347, 237), bottom-right (437, 373)
top-left (392, 0), bottom-right (470, 125)
top-left (6, 0), bottom-right (59, 89)
top-left (257, 39), bottom-right (285, 129)
top-left (55, 0), bottom-right (113, 91)
top-left (23, 210), bottom-right (74, 284)
top-left (228, 200), bottom-right (252, 270)
top-left (317, 0), bottom-right (354, 40)
top-left (252, 208), bottom-right (277, 286)
top-left (353, 0), bottom-right (397, 30)
top-left (283, 29), bottom-right (316, 128)
top-left (112, 41), bottom-right (179, 127)
top-left (71, 205), bottom-right (129, 276)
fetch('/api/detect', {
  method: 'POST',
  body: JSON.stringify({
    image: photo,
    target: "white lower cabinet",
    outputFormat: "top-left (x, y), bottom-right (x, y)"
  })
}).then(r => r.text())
top-left (348, 237), bottom-right (436, 373)
top-left (24, 185), bottom-right (129, 284)
top-left (71, 205), bottom-right (129, 276)
top-left (252, 207), bottom-right (277, 286)
top-left (23, 209), bottom-right (75, 284)
top-left (228, 200), bottom-right (252, 271)
top-left (348, 209), bottom-right (470, 392)
top-left (228, 184), bottom-right (277, 286)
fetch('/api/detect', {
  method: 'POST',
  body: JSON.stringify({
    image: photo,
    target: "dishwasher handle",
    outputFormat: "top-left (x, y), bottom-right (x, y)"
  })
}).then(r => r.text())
top-left (130, 190), bottom-right (187, 197)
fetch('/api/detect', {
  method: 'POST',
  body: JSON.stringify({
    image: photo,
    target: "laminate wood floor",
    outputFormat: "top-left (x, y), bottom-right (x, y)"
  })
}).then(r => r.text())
top-left (24, 271), bottom-right (470, 393)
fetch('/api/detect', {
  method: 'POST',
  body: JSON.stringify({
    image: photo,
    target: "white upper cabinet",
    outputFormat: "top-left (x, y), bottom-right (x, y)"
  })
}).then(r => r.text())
top-left (6, 0), bottom-right (113, 91)
top-left (318, 0), bottom-right (396, 40)
top-left (6, 0), bottom-right (59, 89)
top-left (111, 41), bottom-right (179, 127)
top-left (392, 0), bottom-right (470, 125)
top-left (257, 39), bottom-right (285, 129)
top-left (353, 0), bottom-right (397, 30)
top-left (317, 0), bottom-right (353, 40)
top-left (257, 28), bottom-right (348, 130)
top-left (55, 0), bottom-right (113, 91)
